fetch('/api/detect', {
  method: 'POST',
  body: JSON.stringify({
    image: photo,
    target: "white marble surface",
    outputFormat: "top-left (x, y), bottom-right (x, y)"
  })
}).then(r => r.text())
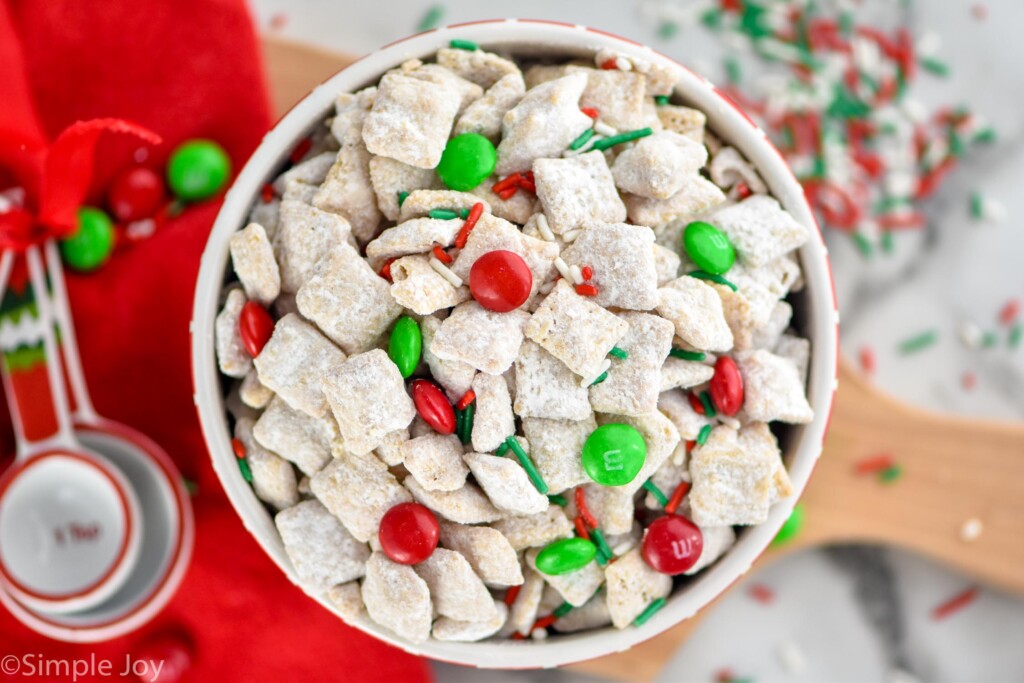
top-left (247, 0), bottom-right (1024, 679)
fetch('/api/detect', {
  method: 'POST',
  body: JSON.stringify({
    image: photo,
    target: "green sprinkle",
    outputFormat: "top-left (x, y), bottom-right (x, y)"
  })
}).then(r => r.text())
top-left (595, 550), bottom-right (609, 567)
top-left (633, 597), bottom-right (667, 626)
top-left (591, 127), bottom-right (654, 151)
top-left (699, 390), bottom-right (717, 418)
top-left (589, 371), bottom-right (609, 386)
top-left (461, 402), bottom-right (475, 444)
top-left (455, 406), bottom-right (465, 440)
top-left (238, 457), bottom-right (253, 483)
top-left (590, 527), bottom-right (613, 562)
top-left (879, 464), bottom-right (903, 483)
top-left (449, 39), bottom-right (478, 51)
top-left (553, 601), bottom-right (574, 618)
top-left (609, 346), bottom-right (628, 359)
top-left (397, 190), bottom-right (410, 207)
top-left (495, 441), bottom-right (510, 457)
top-left (669, 348), bottom-right (706, 361)
top-left (881, 231), bottom-right (894, 254)
top-left (686, 270), bottom-right (738, 291)
top-left (852, 232), bottom-right (873, 258)
top-left (1010, 324), bottom-right (1022, 349)
top-left (506, 436), bottom-right (549, 494)
top-left (875, 195), bottom-right (911, 213)
top-left (658, 21), bottom-right (679, 40)
top-left (548, 494), bottom-right (568, 507)
top-left (948, 131), bottom-right (965, 158)
top-left (654, 94), bottom-right (671, 106)
top-left (898, 330), bottom-right (938, 355)
top-left (969, 192), bottom-right (984, 219)
top-left (982, 331), bottom-right (999, 348)
top-left (725, 56), bottom-right (742, 85)
top-left (428, 208), bottom-right (459, 220)
top-left (839, 11), bottom-right (854, 37)
top-left (700, 7), bottom-right (723, 29)
top-left (459, 207), bottom-right (470, 219)
top-left (697, 424), bottom-right (712, 446)
top-left (183, 478), bottom-right (198, 496)
top-left (973, 127), bottom-right (997, 144)
top-left (416, 4), bottom-right (444, 31)
top-left (569, 127), bottom-right (595, 151)
top-left (643, 479), bottom-right (669, 507)
top-left (920, 57), bottom-right (950, 77)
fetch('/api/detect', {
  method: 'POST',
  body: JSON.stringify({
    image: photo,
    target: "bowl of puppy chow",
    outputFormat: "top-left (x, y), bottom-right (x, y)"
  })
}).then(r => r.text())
top-left (191, 20), bottom-right (838, 668)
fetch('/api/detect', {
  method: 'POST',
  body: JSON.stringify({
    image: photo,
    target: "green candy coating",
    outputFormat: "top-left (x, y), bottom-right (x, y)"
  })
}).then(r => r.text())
top-left (771, 502), bottom-right (805, 547)
top-left (535, 537), bottom-right (597, 575)
top-left (683, 221), bottom-right (736, 275)
top-left (167, 139), bottom-right (231, 201)
top-left (388, 316), bottom-right (422, 378)
top-left (581, 424), bottom-right (646, 487)
top-left (61, 208), bottom-right (114, 271)
top-left (435, 133), bottom-right (497, 191)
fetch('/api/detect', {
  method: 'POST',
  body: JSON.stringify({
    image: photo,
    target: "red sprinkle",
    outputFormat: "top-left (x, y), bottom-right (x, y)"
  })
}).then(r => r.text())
top-left (915, 157), bottom-right (956, 200)
top-left (455, 389), bottom-right (476, 411)
top-left (492, 173), bottom-right (523, 194)
top-left (735, 182), bottom-right (752, 199)
top-left (877, 212), bottom-right (926, 230)
top-left (511, 631), bottom-right (526, 640)
top-left (574, 516), bottom-right (591, 540)
top-left (575, 487), bottom-right (599, 529)
top-left (231, 438), bottom-right (246, 460)
top-left (599, 58), bottom-right (618, 70)
top-left (497, 186), bottom-right (518, 200)
top-left (685, 440), bottom-right (696, 454)
top-left (688, 392), bottom-right (705, 416)
top-left (378, 257), bottom-right (397, 282)
top-left (962, 372), bottom-right (977, 391)
top-left (748, 583), bottom-right (776, 604)
top-left (455, 202), bottom-right (484, 249)
top-left (503, 585), bottom-right (521, 607)
top-left (999, 299), bottom-right (1020, 326)
top-left (580, 265), bottom-right (594, 281)
top-left (855, 453), bottom-right (895, 475)
top-left (664, 480), bottom-right (691, 516)
top-left (432, 244), bottom-right (453, 265)
top-left (932, 586), bottom-right (980, 620)
top-left (532, 614), bottom-right (557, 630)
top-left (972, 4), bottom-right (988, 20)
top-left (714, 669), bottom-right (736, 683)
top-left (580, 107), bottom-right (599, 119)
top-left (517, 171), bottom-right (536, 194)
top-left (859, 346), bottom-right (876, 374)
top-left (261, 183), bottom-right (275, 203)
top-left (575, 283), bottom-right (599, 297)
top-left (289, 137), bottom-right (312, 165)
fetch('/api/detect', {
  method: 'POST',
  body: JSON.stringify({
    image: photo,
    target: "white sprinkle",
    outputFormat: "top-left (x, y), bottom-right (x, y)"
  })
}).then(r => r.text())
top-left (579, 358), bottom-right (612, 388)
top-left (594, 121), bottom-right (618, 137)
top-left (125, 218), bottom-right (157, 241)
top-left (974, 195), bottom-right (1007, 224)
top-left (569, 264), bottom-right (585, 285)
top-left (916, 31), bottom-right (942, 58)
top-left (538, 279), bottom-right (557, 295)
top-left (553, 256), bottom-right (573, 282)
top-left (959, 321), bottom-right (983, 349)
top-left (960, 517), bottom-right (983, 542)
top-left (536, 213), bottom-right (555, 242)
top-left (777, 639), bottom-right (807, 674)
top-left (614, 57), bottom-right (632, 72)
top-left (717, 415), bottom-right (741, 430)
top-left (561, 229), bottom-right (584, 243)
top-left (563, 134), bottom-right (603, 158)
top-left (901, 98), bottom-right (928, 124)
top-left (531, 627), bottom-right (549, 640)
top-left (429, 257), bottom-right (463, 288)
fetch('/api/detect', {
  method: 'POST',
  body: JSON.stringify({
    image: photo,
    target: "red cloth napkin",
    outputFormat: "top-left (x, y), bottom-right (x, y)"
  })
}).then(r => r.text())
top-left (0, 2), bottom-right (432, 681)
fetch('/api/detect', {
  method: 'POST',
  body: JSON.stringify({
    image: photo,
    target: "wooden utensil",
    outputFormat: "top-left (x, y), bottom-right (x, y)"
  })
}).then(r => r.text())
top-left (259, 35), bottom-right (1024, 682)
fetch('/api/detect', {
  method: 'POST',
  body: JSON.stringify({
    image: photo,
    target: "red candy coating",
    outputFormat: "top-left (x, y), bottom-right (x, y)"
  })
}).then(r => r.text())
top-left (238, 301), bottom-right (275, 357)
top-left (379, 502), bottom-right (440, 565)
top-left (709, 356), bottom-right (744, 416)
top-left (107, 166), bottom-right (165, 222)
top-left (410, 379), bottom-right (456, 435)
top-left (469, 250), bottom-right (532, 312)
top-left (642, 514), bottom-right (704, 575)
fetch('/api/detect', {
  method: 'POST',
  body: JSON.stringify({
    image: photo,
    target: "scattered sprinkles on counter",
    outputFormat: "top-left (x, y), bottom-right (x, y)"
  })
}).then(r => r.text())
top-left (748, 582), bottom-right (775, 605)
top-left (931, 586), bottom-right (980, 621)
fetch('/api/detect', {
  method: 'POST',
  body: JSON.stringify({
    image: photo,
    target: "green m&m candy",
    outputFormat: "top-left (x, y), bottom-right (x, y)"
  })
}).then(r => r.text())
top-left (771, 502), bottom-right (805, 547)
top-left (582, 424), bottom-right (646, 487)
top-left (167, 139), bottom-right (231, 201)
top-left (435, 133), bottom-right (497, 191)
top-left (61, 207), bottom-right (114, 271)
top-left (388, 316), bottom-right (421, 378)
top-left (535, 537), bottom-right (598, 575)
top-left (682, 221), bottom-right (736, 275)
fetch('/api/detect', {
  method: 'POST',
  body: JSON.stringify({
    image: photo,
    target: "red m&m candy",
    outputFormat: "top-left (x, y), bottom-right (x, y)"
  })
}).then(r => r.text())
top-left (709, 356), bottom-right (744, 416)
top-left (238, 301), bottom-right (275, 357)
top-left (379, 502), bottom-right (439, 565)
top-left (469, 250), bottom-right (532, 312)
top-left (107, 166), bottom-right (166, 222)
top-left (410, 379), bottom-right (456, 435)
top-left (642, 514), bottom-right (704, 575)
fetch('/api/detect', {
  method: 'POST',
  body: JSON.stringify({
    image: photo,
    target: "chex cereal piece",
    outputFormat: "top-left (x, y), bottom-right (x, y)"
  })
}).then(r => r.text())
top-left (553, 591), bottom-right (611, 633)
top-left (463, 452), bottom-right (549, 516)
top-left (415, 548), bottom-right (500, 622)
top-left (505, 569), bottom-right (545, 637)
top-left (709, 146), bottom-right (767, 195)
top-left (254, 313), bottom-right (347, 418)
top-left (248, 194), bottom-right (280, 240)
top-left (561, 222), bottom-right (658, 310)
top-left (296, 243), bottom-right (402, 354)
top-left (513, 340), bottom-right (591, 420)
top-left (365, 218), bottom-right (463, 269)
top-left (656, 104), bottom-right (707, 143)
top-left (599, 409), bottom-right (681, 496)
top-left (406, 478), bottom-right (504, 524)
top-left (421, 315), bottom-right (477, 401)
top-left (322, 349), bottom-right (415, 455)
top-left (576, 67), bottom-right (647, 130)
top-left (363, 71), bottom-right (461, 169)
top-left (658, 389), bottom-right (713, 440)
top-left (496, 72), bottom-right (593, 175)
top-left (326, 582), bottom-right (365, 621)
top-left (685, 525), bottom-right (736, 576)
top-left (525, 280), bottom-right (630, 379)
top-left (454, 72), bottom-right (526, 142)
top-left (734, 255), bottom-right (802, 300)
top-left (492, 504), bottom-right (573, 551)
top-left (437, 47), bottom-right (521, 89)
top-left (253, 396), bottom-right (333, 476)
top-left (433, 602), bottom-right (508, 642)
top-left (521, 415), bottom-right (594, 494)
top-left (274, 200), bottom-right (352, 293)
top-left (470, 174), bottom-right (537, 225)
top-left (311, 451), bottom-right (412, 541)
top-left (604, 547), bottom-right (672, 629)
top-left (534, 152), bottom-right (627, 235)
top-left (375, 428), bottom-right (409, 467)
top-left (235, 418), bottom-right (298, 510)
top-left (623, 175), bottom-right (726, 226)
top-left (401, 434), bottom-right (469, 492)
top-left (225, 380), bottom-right (259, 423)
top-left (590, 312), bottom-right (674, 416)
top-left (390, 254), bottom-right (471, 315)
top-left (368, 155), bottom-right (439, 221)
top-left (313, 143), bottom-right (382, 245)
top-left (275, 500), bottom-right (369, 592)
top-left (652, 243), bottom-right (681, 286)
top-left (470, 373), bottom-right (515, 453)
top-left (239, 369), bottom-right (274, 409)
top-left (707, 195), bottom-right (810, 268)
top-left (659, 358), bottom-right (716, 392)
top-left (450, 214), bottom-right (558, 297)
top-left (711, 283), bottom-right (757, 351)
top-left (403, 61), bottom-right (483, 114)
top-left (522, 63), bottom-right (580, 89)
top-left (230, 223), bottom-right (281, 306)
top-left (272, 292), bottom-right (299, 318)
top-left (282, 178), bottom-right (319, 204)
top-left (272, 151), bottom-right (336, 194)
top-left (688, 423), bottom-right (788, 526)
top-left (430, 301), bottom-right (530, 375)
top-left (751, 301), bottom-right (793, 350)
top-left (526, 547), bottom-right (605, 607)
top-left (581, 483), bottom-right (635, 535)
top-left (362, 552), bottom-right (432, 643)
top-left (330, 88), bottom-right (375, 147)
top-left (656, 276), bottom-right (733, 352)
top-left (398, 189), bottom-right (491, 223)
top-left (736, 349), bottom-right (813, 424)
top-left (593, 49), bottom-right (677, 96)
top-left (215, 288), bottom-right (251, 378)
top-left (438, 521), bottom-right (523, 587)
top-left (775, 334), bottom-right (811, 386)
top-left (612, 132), bottom-right (708, 200)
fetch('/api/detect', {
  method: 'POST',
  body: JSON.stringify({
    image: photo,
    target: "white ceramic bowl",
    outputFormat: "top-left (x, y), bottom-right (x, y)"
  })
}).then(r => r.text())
top-left (192, 19), bottom-right (838, 669)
